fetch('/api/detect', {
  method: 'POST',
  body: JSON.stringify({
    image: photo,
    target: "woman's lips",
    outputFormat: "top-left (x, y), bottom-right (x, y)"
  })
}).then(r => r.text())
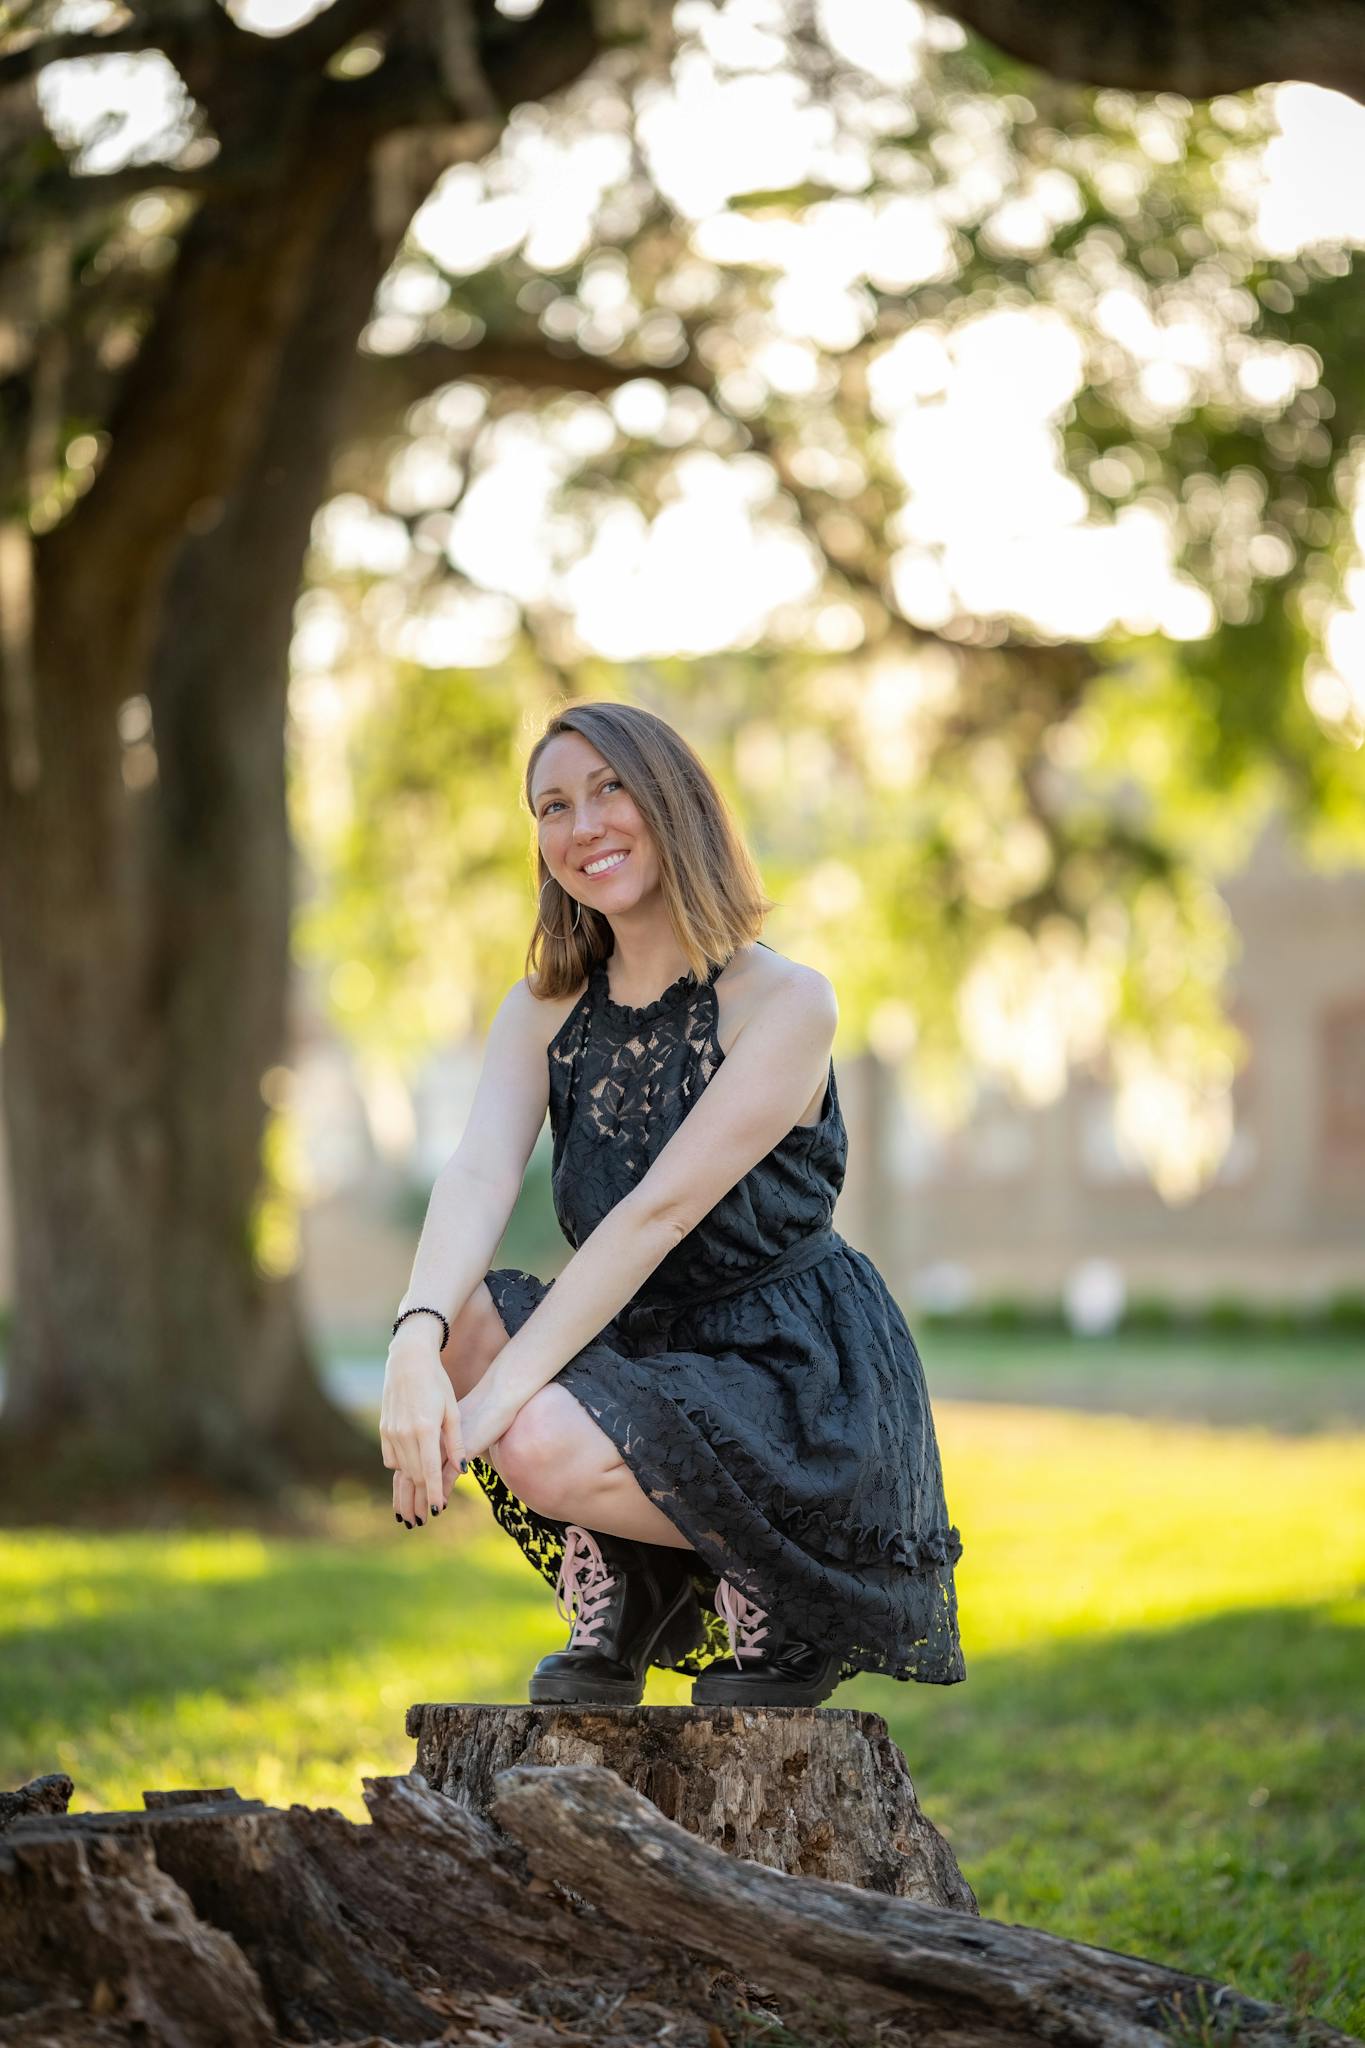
top-left (580, 849), bottom-right (631, 877)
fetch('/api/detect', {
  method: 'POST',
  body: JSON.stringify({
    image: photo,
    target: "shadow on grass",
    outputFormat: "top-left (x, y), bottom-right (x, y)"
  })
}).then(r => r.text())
top-left (0, 1502), bottom-right (555, 1746)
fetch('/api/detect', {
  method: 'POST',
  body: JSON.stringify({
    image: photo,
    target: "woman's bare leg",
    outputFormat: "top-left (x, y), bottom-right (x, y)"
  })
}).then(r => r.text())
top-left (444, 1290), bottom-right (695, 1549)
top-left (567, 1459), bottom-right (699, 1547)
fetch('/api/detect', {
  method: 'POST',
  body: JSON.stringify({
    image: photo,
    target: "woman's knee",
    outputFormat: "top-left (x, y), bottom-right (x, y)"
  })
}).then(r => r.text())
top-left (493, 1386), bottom-right (587, 1513)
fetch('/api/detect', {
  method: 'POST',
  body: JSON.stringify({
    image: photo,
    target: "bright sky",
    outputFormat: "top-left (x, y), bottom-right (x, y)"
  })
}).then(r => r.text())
top-left (34, 4), bottom-right (1365, 707)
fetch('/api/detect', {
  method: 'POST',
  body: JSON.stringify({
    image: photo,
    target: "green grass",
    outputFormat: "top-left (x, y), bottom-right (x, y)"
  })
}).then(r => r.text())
top-left (915, 1329), bottom-right (1365, 1435)
top-left (1, 1400), bottom-right (1362, 2037)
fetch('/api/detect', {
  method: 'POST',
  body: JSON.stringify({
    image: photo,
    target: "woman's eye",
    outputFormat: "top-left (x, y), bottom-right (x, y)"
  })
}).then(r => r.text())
top-left (541, 779), bottom-right (621, 818)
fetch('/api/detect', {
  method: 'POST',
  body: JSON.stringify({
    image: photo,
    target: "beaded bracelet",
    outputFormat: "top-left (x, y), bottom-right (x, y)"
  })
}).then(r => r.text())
top-left (391, 1305), bottom-right (450, 1351)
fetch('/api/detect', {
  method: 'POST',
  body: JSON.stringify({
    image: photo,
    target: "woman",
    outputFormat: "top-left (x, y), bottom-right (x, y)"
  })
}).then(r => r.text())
top-left (380, 700), bottom-right (965, 1708)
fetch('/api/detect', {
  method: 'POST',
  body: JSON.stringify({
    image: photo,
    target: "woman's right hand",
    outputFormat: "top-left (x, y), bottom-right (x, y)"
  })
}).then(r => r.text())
top-left (380, 1337), bottom-right (464, 1527)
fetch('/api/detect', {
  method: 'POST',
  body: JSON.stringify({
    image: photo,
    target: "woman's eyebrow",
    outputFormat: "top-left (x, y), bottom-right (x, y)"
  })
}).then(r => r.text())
top-left (534, 767), bottom-right (613, 801)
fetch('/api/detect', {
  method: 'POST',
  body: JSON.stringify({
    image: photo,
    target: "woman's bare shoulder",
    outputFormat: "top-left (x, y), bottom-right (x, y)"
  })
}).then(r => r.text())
top-left (722, 941), bottom-right (833, 1002)
top-left (717, 943), bottom-right (835, 1044)
top-left (519, 967), bottom-right (592, 1050)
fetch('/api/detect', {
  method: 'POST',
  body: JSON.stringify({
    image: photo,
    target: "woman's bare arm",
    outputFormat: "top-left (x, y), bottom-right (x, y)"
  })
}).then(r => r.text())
top-left (381, 978), bottom-right (557, 1511)
top-left (391, 977), bottom-right (555, 1346)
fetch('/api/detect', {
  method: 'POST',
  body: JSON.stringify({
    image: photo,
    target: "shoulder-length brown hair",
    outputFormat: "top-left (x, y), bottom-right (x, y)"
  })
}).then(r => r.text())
top-left (523, 701), bottom-right (776, 1000)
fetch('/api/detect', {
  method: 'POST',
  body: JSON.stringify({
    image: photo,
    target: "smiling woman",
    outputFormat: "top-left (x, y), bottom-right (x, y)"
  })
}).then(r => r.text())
top-left (381, 698), bottom-right (964, 1712)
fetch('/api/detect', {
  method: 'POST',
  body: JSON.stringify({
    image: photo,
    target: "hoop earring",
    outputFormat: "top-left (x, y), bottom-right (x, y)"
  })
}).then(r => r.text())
top-left (536, 875), bottom-right (582, 940)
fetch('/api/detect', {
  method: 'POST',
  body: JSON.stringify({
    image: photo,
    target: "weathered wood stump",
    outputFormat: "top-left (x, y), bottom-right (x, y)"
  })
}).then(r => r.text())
top-left (0, 1713), bottom-right (1354, 2047)
top-left (406, 1702), bottom-right (977, 1909)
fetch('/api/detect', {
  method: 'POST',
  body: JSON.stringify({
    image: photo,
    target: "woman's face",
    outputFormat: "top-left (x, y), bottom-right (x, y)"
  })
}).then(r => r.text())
top-left (532, 732), bottom-right (660, 913)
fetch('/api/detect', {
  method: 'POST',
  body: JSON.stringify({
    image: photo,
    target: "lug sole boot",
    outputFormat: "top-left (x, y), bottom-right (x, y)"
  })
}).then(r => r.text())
top-left (528, 1525), bottom-right (705, 1706)
top-left (690, 1576), bottom-right (843, 1708)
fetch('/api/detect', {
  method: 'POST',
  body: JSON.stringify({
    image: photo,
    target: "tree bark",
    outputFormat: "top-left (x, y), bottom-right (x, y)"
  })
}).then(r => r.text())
top-left (946, 0), bottom-right (1365, 106)
top-left (407, 1701), bottom-right (978, 1907)
top-left (1, 1730), bottom-right (1352, 2048)
top-left (139, 150), bottom-right (403, 1492)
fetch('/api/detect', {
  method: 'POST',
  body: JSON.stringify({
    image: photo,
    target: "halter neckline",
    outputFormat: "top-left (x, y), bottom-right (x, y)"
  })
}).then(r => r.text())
top-left (591, 954), bottom-right (724, 1025)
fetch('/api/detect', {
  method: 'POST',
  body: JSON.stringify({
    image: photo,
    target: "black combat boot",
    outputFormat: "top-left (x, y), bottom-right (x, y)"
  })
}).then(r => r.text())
top-left (690, 1576), bottom-right (843, 1707)
top-left (528, 1525), bottom-right (705, 1706)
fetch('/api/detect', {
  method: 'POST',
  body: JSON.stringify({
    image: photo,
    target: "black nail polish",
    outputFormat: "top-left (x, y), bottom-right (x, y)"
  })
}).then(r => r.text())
top-left (431, 1504), bottom-right (441, 1515)
top-left (403, 1518), bottom-right (412, 1528)
top-left (459, 1459), bottom-right (468, 1474)
top-left (395, 1512), bottom-right (402, 1522)
top-left (414, 1515), bottom-right (423, 1525)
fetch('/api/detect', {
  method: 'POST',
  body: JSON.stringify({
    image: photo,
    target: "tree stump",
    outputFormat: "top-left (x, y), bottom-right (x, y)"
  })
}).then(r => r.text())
top-left (1, 1719), bottom-right (1355, 2048)
top-left (406, 1701), bottom-right (977, 1910)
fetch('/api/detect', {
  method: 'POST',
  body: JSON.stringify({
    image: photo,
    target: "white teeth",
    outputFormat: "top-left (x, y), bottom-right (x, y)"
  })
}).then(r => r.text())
top-left (583, 851), bottom-right (628, 875)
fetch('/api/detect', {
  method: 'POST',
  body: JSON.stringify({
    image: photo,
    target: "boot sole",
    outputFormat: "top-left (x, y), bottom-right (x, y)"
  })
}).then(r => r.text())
top-left (527, 1577), bottom-right (703, 1707)
top-left (690, 1657), bottom-right (843, 1709)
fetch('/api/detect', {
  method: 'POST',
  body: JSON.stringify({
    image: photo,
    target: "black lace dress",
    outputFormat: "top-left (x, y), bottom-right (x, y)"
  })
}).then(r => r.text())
top-left (473, 945), bottom-right (966, 1687)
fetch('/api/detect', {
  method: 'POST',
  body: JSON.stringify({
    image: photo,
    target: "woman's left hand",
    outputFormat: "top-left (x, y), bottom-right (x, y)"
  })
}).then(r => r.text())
top-left (457, 1372), bottom-right (527, 1462)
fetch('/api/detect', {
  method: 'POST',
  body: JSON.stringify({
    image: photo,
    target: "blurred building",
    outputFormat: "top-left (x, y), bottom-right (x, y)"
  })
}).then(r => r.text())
top-left (859, 808), bottom-right (1365, 1315)
top-left (0, 810), bottom-right (1359, 1342)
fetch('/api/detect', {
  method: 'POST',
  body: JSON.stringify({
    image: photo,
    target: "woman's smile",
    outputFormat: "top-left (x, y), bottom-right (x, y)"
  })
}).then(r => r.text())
top-left (580, 848), bottom-right (632, 878)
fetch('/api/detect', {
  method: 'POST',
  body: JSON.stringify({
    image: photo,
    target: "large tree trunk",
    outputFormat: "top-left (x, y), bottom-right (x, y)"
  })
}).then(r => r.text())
top-left (0, 147), bottom-right (440, 1511)
top-left (138, 156), bottom-right (401, 1495)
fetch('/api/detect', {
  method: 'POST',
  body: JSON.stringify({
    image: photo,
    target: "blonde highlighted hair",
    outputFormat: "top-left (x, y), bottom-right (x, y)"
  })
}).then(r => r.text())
top-left (523, 700), bottom-right (776, 1001)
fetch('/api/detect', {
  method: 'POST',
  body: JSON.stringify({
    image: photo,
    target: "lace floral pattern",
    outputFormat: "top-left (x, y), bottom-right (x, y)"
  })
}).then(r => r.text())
top-left (473, 945), bottom-right (966, 1687)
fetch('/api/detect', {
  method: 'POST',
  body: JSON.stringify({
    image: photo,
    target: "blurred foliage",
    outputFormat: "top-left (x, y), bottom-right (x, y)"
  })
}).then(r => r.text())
top-left (283, 16), bottom-right (1365, 1202)
top-left (7, 5), bottom-right (1362, 1203)
top-left (248, 1096), bottom-right (309, 1283)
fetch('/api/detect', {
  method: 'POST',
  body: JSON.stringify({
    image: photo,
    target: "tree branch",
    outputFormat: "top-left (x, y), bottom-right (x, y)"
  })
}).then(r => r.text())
top-left (0, 0), bottom-right (406, 89)
top-left (311, 0), bottom-right (599, 127)
top-left (351, 325), bottom-right (1094, 668)
top-left (271, 0), bottom-right (403, 74)
top-left (349, 334), bottom-right (673, 431)
top-left (0, 21), bottom-right (174, 85)
top-left (27, 0), bottom-right (607, 639)
top-left (0, 0), bottom-right (246, 91)
top-left (4, 160), bottom-right (220, 225)
top-left (941, 0), bottom-right (1365, 106)
top-left (36, 144), bottom-right (359, 670)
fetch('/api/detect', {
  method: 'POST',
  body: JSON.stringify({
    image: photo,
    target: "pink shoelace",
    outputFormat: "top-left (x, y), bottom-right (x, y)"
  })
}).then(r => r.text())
top-left (555, 1525), bottom-right (619, 1648)
top-left (715, 1577), bottom-right (770, 1669)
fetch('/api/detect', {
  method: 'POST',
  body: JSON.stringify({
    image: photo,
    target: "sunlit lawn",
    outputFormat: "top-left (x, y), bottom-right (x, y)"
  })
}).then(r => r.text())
top-left (2, 1399), bottom-right (1362, 2037)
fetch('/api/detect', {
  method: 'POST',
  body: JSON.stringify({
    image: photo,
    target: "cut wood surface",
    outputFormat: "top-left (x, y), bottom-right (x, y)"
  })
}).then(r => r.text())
top-left (1, 1708), bottom-right (1354, 2048)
